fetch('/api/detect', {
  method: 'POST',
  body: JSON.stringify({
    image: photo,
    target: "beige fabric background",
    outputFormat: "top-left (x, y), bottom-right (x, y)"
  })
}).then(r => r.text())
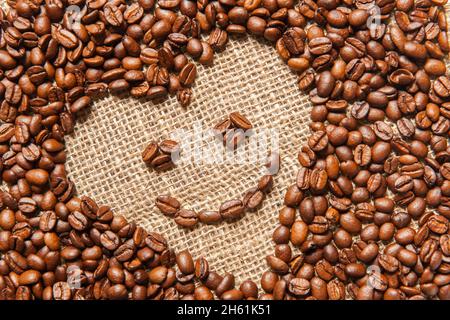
top-left (63, 5), bottom-right (450, 287)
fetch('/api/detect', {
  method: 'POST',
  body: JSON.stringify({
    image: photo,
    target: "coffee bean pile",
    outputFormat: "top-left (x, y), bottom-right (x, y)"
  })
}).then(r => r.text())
top-left (142, 139), bottom-right (179, 171)
top-left (156, 173), bottom-right (274, 228)
top-left (0, 0), bottom-right (449, 300)
top-left (264, 0), bottom-right (450, 300)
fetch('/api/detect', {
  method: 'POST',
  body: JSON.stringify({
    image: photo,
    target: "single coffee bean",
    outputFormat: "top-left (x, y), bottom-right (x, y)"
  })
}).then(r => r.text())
top-left (219, 200), bottom-right (245, 220)
top-left (243, 187), bottom-right (265, 211)
top-left (142, 142), bottom-right (159, 164)
top-left (229, 112), bottom-right (252, 130)
top-left (179, 63), bottom-right (197, 86)
top-left (176, 250), bottom-right (194, 275)
top-left (155, 195), bottom-right (180, 216)
top-left (174, 209), bottom-right (198, 228)
top-left (308, 130), bottom-right (328, 151)
top-left (198, 210), bottom-right (221, 224)
top-left (194, 257), bottom-right (209, 280)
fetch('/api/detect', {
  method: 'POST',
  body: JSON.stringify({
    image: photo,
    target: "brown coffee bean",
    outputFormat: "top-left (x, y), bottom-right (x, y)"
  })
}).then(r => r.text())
top-left (296, 167), bottom-right (310, 190)
top-left (219, 200), bottom-right (245, 220)
top-left (53, 281), bottom-right (71, 300)
top-left (25, 169), bottom-right (49, 186)
top-left (55, 29), bottom-right (78, 49)
top-left (179, 63), bottom-right (196, 86)
top-left (142, 142), bottom-right (159, 164)
top-left (155, 195), bottom-right (180, 216)
top-left (434, 76), bottom-right (450, 98)
top-left (266, 255), bottom-right (289, 274)
top-left (174, 209), bottom-right (198, 228)
top-left (100, 231), bottom-right (120, 251)
top-left (243, 188), bottom-right (265, 211)
top-left (258, 175), bottom-right (274, 193)
top-left (309, 37), bottom-right (332, 55)
top-left (289, 278), bottom-right (310, 296)
top-left (152, 19), bottom-right (172, 39)
top-left (176, 250), bottom-right (194, 275)
top-left (208, 28), bottom-right (228, 52)
top-left (427, 215), bottom-right (448, 234)
top-left (316, 71), bottom-right (335, 98)
top-left (104, 4), bottom-right (124, 27)
top-left (198, 210), bottom-right (221, 224)
top-left (229, 112), bottom-right (252, 130)
top-left (291, 221), bottom-right (308, 247)
top-left (327, 279), bottom-right (345, 300)
top-left (395, 175), bottom-right (414, 193)
top-left (354, 144), bottom-right (371, 166)
top-left (68, 211), bottom-right (89, 231)
top-left (194, 257), bottom-right (209, 280)
top-left (424, 59), bottom-right (446, 76)
top-left (397, 118), bottom-right (415, 137)
top-left (284, 185), bottom-right (303, 207)
top-left (151, 154), bottom-right (174, 171)
top-left (373, 121), bottom-right (393, 141)
top-left (247, 16), bottom-right (266, 36)
top-left (159, 140), bottom-right (179, 155)
top-left (186, 38), bottom-right (203, 58)
top-left (308, 130), bottom-right (328, 151)
top-left (0, 50), bottom-right (17, 69)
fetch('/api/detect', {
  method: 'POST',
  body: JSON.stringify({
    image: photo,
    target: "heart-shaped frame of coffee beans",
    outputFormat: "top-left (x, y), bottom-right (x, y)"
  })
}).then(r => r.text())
top-left (0, 0), bottom-right (449, 300)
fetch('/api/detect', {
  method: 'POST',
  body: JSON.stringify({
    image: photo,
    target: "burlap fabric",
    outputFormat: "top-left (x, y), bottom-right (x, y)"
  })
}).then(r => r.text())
top-left (64, 6), bottom-right (450, 285)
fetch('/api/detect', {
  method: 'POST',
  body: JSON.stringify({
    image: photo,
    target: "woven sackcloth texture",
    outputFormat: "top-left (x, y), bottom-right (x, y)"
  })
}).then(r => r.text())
top-left (65, 5), bottom-right (450, 285)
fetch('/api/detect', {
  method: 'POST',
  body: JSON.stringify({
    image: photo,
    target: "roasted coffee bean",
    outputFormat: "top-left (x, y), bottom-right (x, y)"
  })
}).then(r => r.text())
top-left (229, 112), bottom-right (252, 130)
top-left (194, 257), bottom-right (209, 280)
top-left (100, 231), bottom-right (120, 251)
top-left (317, 71), bottom-right (335, 98)
top-left (53, 282), bottom-right (71, 300)
top-left (174, 209), bottom-right (198, 228)
top-left (309, 37), bottom-right (332, 56)
top-left (288, 277), bottom-right (310, 296)
top-left (198, 210), bottom-right (221, 225)
top-left (397, 118), bottom-right (415, 137)
top-left (155, 195), bottom-right (180, 217)
top-left (308, 131), bottom-right (328, 152)
top-left (219, 200), bottom-right (245, 220)
top-left (243, 188), bottom-right (265, 211)
top-left (159, 140), bottom-right (179, 155)
top-left (142, 142), bottom-right (159, 164)
top-left (25, 169), bottom-right (49, 186)
top-left (372, 122), bottom-right (393, 142)
top-left (151, 20), bottom-right (171, 39)
top-left (68, 211), bottom-right (89, 231)
top-left (208, 28), bottom-right (228, 52)
top-left (284, 185), bottom-right (304, 207)
top-left (351, 102), bottom-right (370, 120)
top-left (298, 69), bottom-right (315, 91)
top-left (176, 250), bottom-right (194, 275)
top-left (258, 175), bottom-right (274, 193)
top-left (179, 63), bottom-right (197, 86)
top-left (354, 144), bottom-right (371, 166)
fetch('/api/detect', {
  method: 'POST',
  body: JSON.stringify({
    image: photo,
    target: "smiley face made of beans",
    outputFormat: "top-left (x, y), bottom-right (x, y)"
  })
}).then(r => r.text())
top-left (0, 0), bottom-right (449, 300)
